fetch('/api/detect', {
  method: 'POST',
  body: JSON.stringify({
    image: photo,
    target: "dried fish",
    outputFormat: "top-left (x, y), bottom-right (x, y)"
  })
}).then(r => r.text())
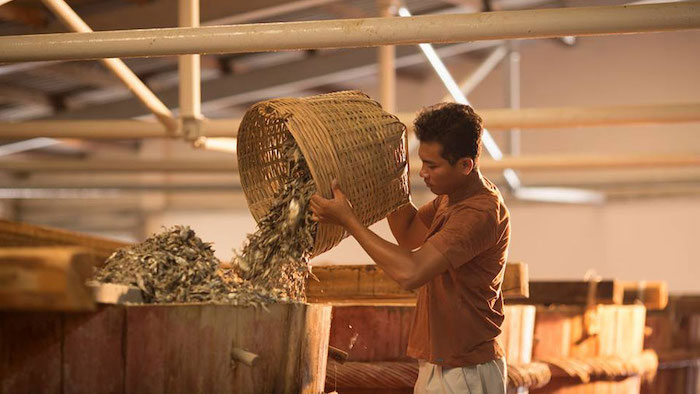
top-left (228, 135), bottom-right (317, 302)
top-left (92, 133), bottom-right (317, 307)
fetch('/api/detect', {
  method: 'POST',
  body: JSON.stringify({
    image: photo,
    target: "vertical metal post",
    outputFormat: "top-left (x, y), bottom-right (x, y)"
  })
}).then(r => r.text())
top-left (179, 0), bottom-right (202, 141)
top-left (506, 43), bottom-right (521, 156)
top-left (378, 0), bottom-right (397, 113)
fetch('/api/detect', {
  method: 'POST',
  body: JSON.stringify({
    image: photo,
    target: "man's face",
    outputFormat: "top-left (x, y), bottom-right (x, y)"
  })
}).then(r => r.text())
top-left (418, 141), bottom-right (470, 195)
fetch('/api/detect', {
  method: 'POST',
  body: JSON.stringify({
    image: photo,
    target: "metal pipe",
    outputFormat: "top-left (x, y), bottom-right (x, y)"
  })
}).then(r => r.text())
top-left (40, 0), bottom-right (177, 132)
top-left (178, 0), bottom-right (202, 138)
top-left (378, 0), bottom-right (397, 113)
top-left (0, 119), bottom-right (238, 139)
top-left (466, 103), bottom-right (700, 130)
top-left (1, 155), bottom-right (697, 172)
top-left (506, 45), bottom-right (521, 156)
top-left (2, 102), bottom-right (699, 139)
top-left (3, 2), bottom-right (699, 62)
top-left (477, 154), bottom-right (700, 171)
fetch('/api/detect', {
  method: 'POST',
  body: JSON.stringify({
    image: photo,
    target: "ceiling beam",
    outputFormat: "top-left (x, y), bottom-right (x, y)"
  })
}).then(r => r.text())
top-left (0, 0), bottom-right (322, 35)
top-left (39, 41), bottom-right (498, 121)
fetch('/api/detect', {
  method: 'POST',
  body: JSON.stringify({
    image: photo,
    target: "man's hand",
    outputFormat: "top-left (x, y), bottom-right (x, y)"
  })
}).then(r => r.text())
top-left (309, 179), bottom-right (357, 228)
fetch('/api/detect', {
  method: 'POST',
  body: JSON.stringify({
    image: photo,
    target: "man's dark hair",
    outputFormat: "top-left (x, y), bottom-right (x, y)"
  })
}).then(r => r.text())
top-left (413, 103), bottom-right (483, 165)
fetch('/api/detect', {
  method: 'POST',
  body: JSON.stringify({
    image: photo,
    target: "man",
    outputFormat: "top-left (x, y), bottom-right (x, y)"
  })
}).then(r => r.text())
top-left (309, 102), bottom-right (510, 394)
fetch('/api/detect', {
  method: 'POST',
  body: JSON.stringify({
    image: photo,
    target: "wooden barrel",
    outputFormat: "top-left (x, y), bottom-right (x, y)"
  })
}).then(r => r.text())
top-left (0, 303), bottom-right (331, 394)
top-left (531, 304), bottom-right (650, 394)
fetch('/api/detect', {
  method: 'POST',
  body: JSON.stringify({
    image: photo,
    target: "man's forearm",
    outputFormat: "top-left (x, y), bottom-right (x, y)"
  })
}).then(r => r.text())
top-left (345, 216), bottom-right (418, 287)
top-left (387, 203), bottom-right (419, 247)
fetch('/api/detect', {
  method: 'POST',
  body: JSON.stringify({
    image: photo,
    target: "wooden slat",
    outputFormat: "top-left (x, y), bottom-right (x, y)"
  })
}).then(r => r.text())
top-left (87, 282), bottom-right (143, 304)
top-left (622, 280), bottom-right (668, 310)
top-left (503, 261), bottom-right (529, 299)
top-left (307, 262), bottom-right (528, 302)
top-left (0, 219), bottom-right (129, 264)
top-left (0, 247), bottom-right (96, 311)
top-left (516, 280), bottom-right (623, 306)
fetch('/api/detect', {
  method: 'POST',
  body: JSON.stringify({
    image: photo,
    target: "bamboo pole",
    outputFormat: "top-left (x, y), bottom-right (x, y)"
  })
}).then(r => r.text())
top-left (1, 155), bottom-right (698, 173)
top-left (1, 2), bottom-right (698, 62)
top-left (39, 0), bottom-right (177, 132)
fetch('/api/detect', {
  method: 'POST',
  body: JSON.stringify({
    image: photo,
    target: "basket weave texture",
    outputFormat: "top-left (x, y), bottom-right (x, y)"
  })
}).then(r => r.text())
top-left (237, 91), bottom-right (410, 256)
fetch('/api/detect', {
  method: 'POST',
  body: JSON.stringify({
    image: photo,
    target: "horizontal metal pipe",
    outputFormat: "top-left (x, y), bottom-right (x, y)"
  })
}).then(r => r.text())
top-left (399, 103), bottom-right (700, 130)
top-left (2, 103), bottom-right (698, 139)
top-left (1, 155), bottom-right (697, 173)
top-left (475, 154), bottom-right (700, 171)
top-left (0, 119), bottom-right (239, 139)
top-left (1, 2), bottom-right (698, 62)
top-left (0, 159), bottom-right (238, 172)
top-left (471, 102), bottom-right (700, 130)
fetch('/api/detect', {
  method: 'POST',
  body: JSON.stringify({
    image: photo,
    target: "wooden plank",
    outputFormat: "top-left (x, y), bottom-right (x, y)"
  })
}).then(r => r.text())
top-left (503, 261), bottom-right (529, 299)
top-left (0, 247), bottom-right (96, 311)
top-left (0, 311), bottom-right (63, 394)
top-left (622, 280), bottom-right (668, 310)
top-left (87, 281), bottom-right (143, 304)
top-left (516, 280), bottom-right (623, 306)
top-left (0, 219), bottom-right (128, 264)
top-left (62, 306), bottom-right (126, 394)
top-left (307, 262), bottom-right (528, 302)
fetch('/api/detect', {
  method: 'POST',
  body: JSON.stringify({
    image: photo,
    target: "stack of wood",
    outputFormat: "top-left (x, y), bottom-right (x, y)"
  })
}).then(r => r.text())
top-left (0, 219), bottom-right (332, 394)
top-left (642, 294), bottom-right (700, 394)
top-left (512, 279), bottom-right (659, 394)
top-left (307, 262), bottom-right (540, 393)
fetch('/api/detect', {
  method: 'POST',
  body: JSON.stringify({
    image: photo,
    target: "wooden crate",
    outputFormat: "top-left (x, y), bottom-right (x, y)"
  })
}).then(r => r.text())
top-left (0, 303), bottom-right (331, 394)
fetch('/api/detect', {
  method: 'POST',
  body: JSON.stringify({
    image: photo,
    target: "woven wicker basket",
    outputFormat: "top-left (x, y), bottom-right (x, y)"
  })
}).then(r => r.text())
top-left (237, 91), bottom-right (410, 256)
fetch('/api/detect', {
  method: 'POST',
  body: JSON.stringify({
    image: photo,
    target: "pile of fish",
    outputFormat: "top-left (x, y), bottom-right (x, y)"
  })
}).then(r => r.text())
top-left (94, 135), bottom-right (317, 306)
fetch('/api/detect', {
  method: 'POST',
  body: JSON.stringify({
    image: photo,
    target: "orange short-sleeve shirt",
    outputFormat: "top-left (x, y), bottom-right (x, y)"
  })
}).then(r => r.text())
top-left (406, 174), bottom-right (510, 367)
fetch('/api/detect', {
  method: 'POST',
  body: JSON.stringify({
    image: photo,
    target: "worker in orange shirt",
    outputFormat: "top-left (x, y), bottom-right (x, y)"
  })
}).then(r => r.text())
top-left (310, 103), bottom-right (510, 394)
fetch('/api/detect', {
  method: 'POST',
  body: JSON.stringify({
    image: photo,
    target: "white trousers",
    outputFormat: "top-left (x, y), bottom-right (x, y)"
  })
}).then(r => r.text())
top-left (414, 358), bottom-right (507, 394)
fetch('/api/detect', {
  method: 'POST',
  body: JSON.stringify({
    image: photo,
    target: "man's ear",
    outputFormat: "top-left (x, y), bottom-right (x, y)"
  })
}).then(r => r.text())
top-left (457, 158), bottom-right (474, 175)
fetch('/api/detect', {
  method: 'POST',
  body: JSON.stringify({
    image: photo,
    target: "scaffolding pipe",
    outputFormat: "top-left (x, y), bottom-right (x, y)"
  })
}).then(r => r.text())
top-left (179, 0), bottom-right (202, 139)
top-left (1, 103), bottom-right (699, 139)
top-left (39, 0), bottom-right (177, 132)
top-left (378, 0), bottom-right (397, 113)
top-left (1, 155), bottom-right (698, 173)
top-left (2, 2), bottom-right (699, 62)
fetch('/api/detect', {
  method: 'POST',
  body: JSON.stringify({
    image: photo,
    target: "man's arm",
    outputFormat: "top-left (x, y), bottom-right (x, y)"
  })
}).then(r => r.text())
top-left (310, 180), bottom-right (449, 290)
top-left (387, 203), bottom-right (429, 250)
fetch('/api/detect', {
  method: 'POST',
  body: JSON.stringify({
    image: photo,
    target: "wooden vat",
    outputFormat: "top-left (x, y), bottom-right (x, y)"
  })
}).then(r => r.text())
top-left (530, 304), bottom-right (652, 394)
top-left (0, 302), bottom-right (332, 394)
